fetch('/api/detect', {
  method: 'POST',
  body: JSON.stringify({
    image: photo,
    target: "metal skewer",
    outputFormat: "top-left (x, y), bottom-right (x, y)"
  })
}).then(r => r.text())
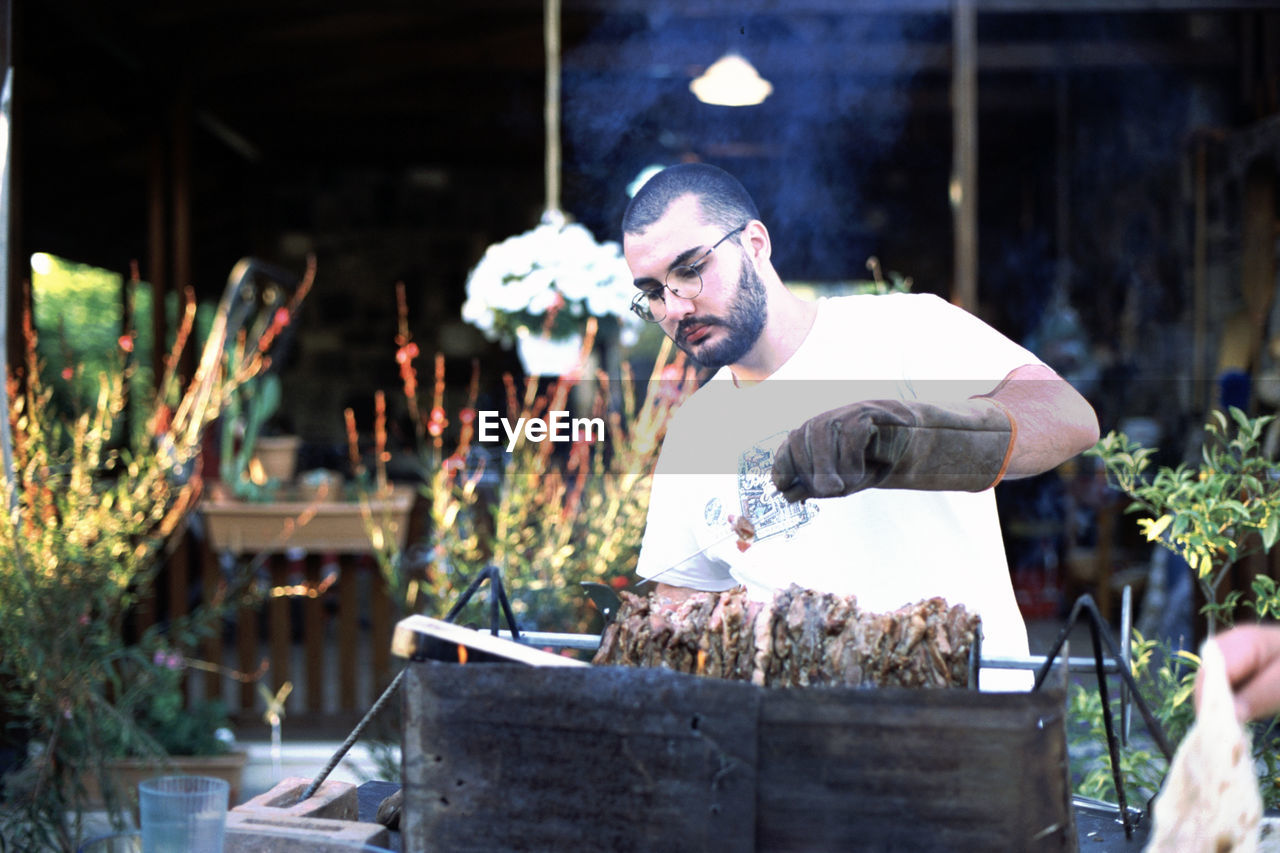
top-left (632, 527), bottom-right (744, 587)
top-left (497, 628), bottom-right (1126, 673)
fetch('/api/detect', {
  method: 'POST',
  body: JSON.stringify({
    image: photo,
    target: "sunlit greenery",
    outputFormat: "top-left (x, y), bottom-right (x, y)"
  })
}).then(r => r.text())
top-left (31, 252), bottom-right (163, 417)
top-left (2, 255), bottom-right (312, 850)
top-left (1071, 409), bottom-right (1280, 811)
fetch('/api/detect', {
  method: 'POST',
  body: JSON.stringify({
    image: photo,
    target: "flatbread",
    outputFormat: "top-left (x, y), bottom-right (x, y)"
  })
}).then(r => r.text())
top-left (1146, 638), bottom-right (1263, 852)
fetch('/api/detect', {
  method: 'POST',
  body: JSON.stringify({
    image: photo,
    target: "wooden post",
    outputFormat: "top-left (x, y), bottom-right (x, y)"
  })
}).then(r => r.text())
top-left (147, 128), bottom-right (168, 385)
top-left (1241, 160), bottom-right (1276, 377)
top-left (237, 595), bottom-right (259, 715)
top-left (371, 563), bottom-right (393, 692)
top-left (270, 558), bottom-right (291, 704)
top-left (202, 539), bottom-right (223, 703)
top-left (133, 135), bottom-right (168, 637)
top-left (166, 82), bottom-right (196, 699)
top-left (171, 85), bottom-right (191, 296)
top-left (950, 0), bottom-right (977, 313)
top-left (1193, 137), bottom-right (1208, 413)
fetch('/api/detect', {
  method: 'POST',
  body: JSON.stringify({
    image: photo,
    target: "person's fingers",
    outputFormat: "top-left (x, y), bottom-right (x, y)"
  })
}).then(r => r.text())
top-left (772, 405), bottom-right (882, 501)
top-left (779, 482), bottom-right (810, 504)
top-left (1232, 656), bottom-right (1280, 722)
top-left (1216, 625), bottom-right (1280, 688)
top-left (805, 416), bottom-right (847, 497)
top-left (1196, 626), bottom-right (1280, 721)
top-left (771, 440), bottom-right (801, 496)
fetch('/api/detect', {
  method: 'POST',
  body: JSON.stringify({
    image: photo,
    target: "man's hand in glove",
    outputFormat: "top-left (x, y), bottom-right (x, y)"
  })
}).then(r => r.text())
top-left (770, 397), bottom-right (1017, 503)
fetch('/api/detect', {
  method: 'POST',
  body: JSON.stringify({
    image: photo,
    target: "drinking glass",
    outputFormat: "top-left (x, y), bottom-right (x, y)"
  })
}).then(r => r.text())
top-left (137, 775), bottom-right (229, 853)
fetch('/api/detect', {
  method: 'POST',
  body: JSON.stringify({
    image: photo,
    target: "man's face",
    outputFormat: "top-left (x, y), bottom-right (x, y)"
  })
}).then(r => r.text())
top-left (624, 196), bottom-right (767, 369)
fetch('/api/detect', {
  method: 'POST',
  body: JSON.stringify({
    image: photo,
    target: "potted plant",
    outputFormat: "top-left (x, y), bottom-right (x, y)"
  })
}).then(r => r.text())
top-left (0, 258), bottom-right (312, 851)
top-left (218, 371), bottom-right (298, 500)
top-left (203, 373), bottom-right (416, 555)
top-left (1072, 407), bottom-right (1280, 810)
top-left (459, 211), bottom-right (642, 376)
top-left (63, 644), bottom-right (250, 813)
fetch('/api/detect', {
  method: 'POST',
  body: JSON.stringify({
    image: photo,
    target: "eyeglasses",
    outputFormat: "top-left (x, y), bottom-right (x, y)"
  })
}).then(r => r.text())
top-left (630, 224), bottom-right (747, 323)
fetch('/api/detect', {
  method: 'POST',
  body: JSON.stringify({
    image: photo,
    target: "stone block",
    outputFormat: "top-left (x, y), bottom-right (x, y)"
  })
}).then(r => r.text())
top-left (232, 775), bottom-right (357, 821)
top-left (224, 812), bottom-right (391, 852)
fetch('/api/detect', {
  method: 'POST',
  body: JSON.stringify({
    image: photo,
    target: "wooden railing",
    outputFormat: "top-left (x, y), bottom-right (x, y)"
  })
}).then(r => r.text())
top-left (158, 487), bottom-right (420, 736)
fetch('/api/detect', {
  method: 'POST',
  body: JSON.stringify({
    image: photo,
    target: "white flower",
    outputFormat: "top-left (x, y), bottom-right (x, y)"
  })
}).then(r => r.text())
top-left (462, 212), bottom-right (643, 345)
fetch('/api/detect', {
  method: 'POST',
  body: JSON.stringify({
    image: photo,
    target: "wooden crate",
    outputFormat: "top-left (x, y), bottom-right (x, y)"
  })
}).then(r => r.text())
top-left (401, 661), bottom-right (1075, 852)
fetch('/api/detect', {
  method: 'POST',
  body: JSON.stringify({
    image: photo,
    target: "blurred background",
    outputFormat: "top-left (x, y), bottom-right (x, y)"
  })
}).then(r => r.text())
top-left (4, 0), bottom-right (1280, 732)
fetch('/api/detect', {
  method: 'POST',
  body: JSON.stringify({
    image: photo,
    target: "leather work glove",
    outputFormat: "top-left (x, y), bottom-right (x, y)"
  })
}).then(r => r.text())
top-left (770, 397), bottom-right (1016, 503)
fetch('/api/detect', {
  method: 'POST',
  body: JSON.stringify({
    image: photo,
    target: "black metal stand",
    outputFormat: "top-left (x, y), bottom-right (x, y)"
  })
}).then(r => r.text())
top-left (443, 564), bottom-right (521, 641)
top-left (299, 564), bottom-right (520, 803)
top-left (1032, 593), bottom-right (1174, 840)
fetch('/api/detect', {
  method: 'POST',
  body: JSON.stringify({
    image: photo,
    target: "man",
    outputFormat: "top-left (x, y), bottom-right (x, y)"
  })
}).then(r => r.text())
top-left (623, 163), bottom-right (1099, 690)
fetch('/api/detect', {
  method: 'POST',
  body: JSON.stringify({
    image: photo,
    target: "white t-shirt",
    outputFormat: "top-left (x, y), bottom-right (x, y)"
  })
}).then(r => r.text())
top-left (636, 293), bottom-right (1041, 690)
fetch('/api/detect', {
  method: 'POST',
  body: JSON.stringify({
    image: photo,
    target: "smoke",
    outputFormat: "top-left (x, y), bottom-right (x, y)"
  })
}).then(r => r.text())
top-left (561, 8), bottom-right (934, 280)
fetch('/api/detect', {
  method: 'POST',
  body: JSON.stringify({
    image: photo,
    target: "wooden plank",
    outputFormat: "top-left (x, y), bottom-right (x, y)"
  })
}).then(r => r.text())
top-left (338, 556), bottom-right (358, 711)
top-left (391, 614), bottom-right (589, 668)
top-left (756, 687), bottom-right (1075, 851)
top-left (304, 554), bottom-right (324, 712)
top-left (400, 663), bottom-right (1075, 852)
top-left (402, 663), bottom-right (758, 853)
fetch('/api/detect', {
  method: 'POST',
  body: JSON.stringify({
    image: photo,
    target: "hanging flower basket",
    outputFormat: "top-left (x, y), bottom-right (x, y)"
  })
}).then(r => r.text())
top-left (460, 211), bottom-right (640, 352)
top-left (515, 328), bottom-right (585, 377)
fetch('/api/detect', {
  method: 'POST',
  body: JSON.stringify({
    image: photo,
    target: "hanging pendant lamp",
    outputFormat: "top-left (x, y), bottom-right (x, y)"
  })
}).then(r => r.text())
top-left (690, 52), bottom-right (773, 107)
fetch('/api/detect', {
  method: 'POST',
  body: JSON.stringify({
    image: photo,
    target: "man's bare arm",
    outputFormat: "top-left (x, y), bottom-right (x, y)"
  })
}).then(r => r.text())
top-left (986, 363), bottom-right (1099, 480)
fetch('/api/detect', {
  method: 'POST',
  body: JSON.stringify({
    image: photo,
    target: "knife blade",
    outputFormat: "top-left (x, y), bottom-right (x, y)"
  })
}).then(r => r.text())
top-left (582, 527), bottom-right (745, 625)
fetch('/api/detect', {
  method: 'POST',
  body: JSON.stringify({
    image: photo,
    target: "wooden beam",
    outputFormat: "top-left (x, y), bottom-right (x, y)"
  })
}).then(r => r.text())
top-left (562, 37), bottom-right (1236, 78)
top-left (951, 0), bottom-right (978, 313)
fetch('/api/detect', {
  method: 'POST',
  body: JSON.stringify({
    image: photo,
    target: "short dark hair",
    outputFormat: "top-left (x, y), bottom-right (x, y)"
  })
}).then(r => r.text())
top-left (622, 163), bottom-right (761, 235)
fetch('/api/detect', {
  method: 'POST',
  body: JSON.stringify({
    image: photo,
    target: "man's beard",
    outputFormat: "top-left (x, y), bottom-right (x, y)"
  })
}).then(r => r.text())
top-left (675, 261), bottom-right (767, 369)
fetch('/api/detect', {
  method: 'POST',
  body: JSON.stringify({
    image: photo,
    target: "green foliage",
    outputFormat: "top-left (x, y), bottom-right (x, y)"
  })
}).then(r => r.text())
top-left (1074, 407), bottom-right (1280, 811)
top-left (0, 263), bottom-right (310, 850)
top-left (1087, 407), bottom-right (1280, 626)
top-left (1069, 632), bottom-right (1199, 807)
top-left (219, 372), bottom-right (286, 501)
top-left (29, 254), bottom-right (178, 421)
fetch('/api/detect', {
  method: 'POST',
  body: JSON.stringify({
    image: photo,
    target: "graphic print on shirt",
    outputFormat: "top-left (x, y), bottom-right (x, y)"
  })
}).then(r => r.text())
top-left (737, 432), bottom-right (817, 541)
